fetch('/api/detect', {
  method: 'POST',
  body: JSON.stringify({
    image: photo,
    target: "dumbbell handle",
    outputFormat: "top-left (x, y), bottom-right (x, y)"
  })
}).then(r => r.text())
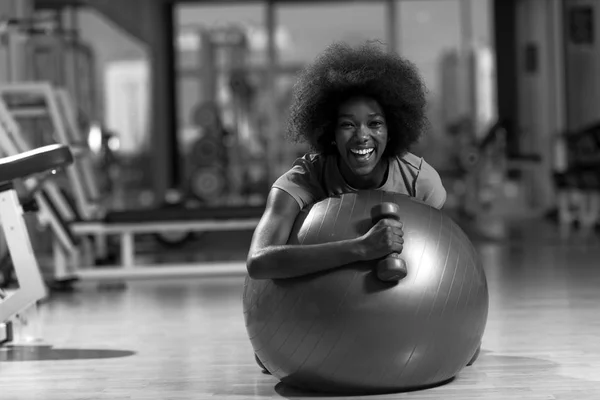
top-left (372, 202), bottom-right (408, 282)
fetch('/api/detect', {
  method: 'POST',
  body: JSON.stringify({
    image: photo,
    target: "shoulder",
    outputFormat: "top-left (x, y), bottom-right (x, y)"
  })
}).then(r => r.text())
top-left (271, 153), bottom-right (327, 209)
top-left (418, 157), bottom-right (442, 178)
top-left (396, 152), bottom-right (447, 209)
top-left (292, 152), bottom-right (327, 171)
top-left (397, 152), bottom-right (423, 171)
top-left (395, 151), bottom-right (441, 179)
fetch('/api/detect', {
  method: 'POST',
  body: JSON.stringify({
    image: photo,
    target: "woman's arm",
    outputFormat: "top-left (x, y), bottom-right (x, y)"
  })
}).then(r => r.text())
top-left (246, 188), bottom-right (367, 280)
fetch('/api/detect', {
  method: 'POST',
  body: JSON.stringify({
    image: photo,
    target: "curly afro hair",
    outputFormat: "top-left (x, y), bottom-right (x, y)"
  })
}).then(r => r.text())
top-left (286, 41), bottom-right (429, 156)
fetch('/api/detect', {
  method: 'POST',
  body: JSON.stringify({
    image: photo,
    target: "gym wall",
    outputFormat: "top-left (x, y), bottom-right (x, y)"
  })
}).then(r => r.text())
top-left (513, 0), bottom-right (566, 210)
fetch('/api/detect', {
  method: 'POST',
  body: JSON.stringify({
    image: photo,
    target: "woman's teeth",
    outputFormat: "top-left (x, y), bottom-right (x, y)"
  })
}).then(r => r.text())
top-left (350, 148), bottom-right (375, 162)
top-left (350, 148), bottom-right (374, 155)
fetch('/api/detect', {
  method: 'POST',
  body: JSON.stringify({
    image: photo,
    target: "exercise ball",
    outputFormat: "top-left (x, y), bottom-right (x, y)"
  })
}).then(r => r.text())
top-left (242, 190), bottom-right (488, 394)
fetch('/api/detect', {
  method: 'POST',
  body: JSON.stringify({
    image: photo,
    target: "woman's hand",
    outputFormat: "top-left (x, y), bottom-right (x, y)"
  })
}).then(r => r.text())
top-left (358, 218), bottom-right (404, 260)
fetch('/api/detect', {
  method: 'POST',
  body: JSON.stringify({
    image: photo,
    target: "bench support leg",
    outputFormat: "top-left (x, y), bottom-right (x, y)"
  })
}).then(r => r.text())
top-left (0, 188), bottom-right (47, 323)
top-left (121, 233), bottom-right (134, 269)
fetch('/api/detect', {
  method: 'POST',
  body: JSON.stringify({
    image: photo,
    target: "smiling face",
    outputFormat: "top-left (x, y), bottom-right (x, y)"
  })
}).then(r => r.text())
top-left (334, 96), bottom-right (389, 189)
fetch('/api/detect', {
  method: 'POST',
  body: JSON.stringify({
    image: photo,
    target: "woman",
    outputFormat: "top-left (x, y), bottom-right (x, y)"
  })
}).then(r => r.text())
top-left (246, 41), bottom-right (446, 281)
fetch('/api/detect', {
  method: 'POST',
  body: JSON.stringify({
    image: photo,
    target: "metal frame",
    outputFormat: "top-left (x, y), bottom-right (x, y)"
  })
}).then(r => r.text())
top-left (0, 186), bottom-right (47, 323)
top-left (76, 262), bottom-right (247, 281)
top-left (0, 97), bottom-right (83, 281)
top-left (0, 82), bottom-right (98, 220)
top-left (55, 87), bottom-right (101, 203)
top-left (0, 322), bottom-right (11, 344)
top-left (0, 90), bottom-right (78, 222)
top-left (70, 217), bottom-right (257, 274)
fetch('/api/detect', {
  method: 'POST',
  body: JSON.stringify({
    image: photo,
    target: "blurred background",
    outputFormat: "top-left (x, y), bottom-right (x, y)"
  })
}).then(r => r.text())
top-left (0, 0), bottom-right (598, 239)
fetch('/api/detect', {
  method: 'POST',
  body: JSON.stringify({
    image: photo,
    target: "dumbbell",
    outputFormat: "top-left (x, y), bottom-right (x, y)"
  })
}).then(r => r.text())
top-left (372, 202), bottom-right (408, 282)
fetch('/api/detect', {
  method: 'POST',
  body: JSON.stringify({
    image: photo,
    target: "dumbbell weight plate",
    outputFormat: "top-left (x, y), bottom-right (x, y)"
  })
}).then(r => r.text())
top-left (371, 202), bottom-right (401, 221)
top-left (376, 255), bottom-right (408, 281)
top-left (191, 136), bottom-right (222, 167)
top-left (192, 102), bottom-right (220, 129)
top-left (153, 199), bottom-right (195, 248)
top-left (189, 166), bottom-right (226, 203)
top-left (155, 231), bottom-right (195, 247)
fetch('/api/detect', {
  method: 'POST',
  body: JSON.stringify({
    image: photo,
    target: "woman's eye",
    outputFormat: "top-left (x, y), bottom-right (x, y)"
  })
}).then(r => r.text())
top-left (340, 122), bottom-right (354, 128)
top-left (370, 121), bottom-right (383, 128)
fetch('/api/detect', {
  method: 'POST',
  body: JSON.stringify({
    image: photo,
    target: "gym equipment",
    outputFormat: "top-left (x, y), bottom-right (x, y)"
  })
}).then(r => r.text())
top-left (0, 83), bottom-right (100, 222)
top-left (190, 135), bottom-right (224, 167)
top-left (0, 90), bottom-right (264, 284)
top-left (58, 201), bottom-right (262, 281)
top-left (189, 165), bottom-right (227, 203)
top-left (0, 318), bottom-right (13, 346)
top-left (243, 190), bottom-right (489, 395)
top-left (181, 25), bottom-right (293, 203)
top-left (192, 101), bottom-right (221, 129)
top-left (371, 202), bottom-right (408, 281)
top-left (0, 144), bottom-right (73, 325)
top-left (553, 123), bottom-right (600, 228)
top-left (1, 251), bottom-right (16, 288)
top-left (0, 13), bottom-right (97, 119)
top-left (187, 120), bottom-right (230, 204)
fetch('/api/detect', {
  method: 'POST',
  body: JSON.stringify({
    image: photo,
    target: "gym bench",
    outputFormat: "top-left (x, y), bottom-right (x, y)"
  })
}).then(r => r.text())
top-left (0, 144), bottom-right (73, 331)
top-left (65, 206), bottom-right (263, 280)
top-left (15, 171), bottom-right (263, 282)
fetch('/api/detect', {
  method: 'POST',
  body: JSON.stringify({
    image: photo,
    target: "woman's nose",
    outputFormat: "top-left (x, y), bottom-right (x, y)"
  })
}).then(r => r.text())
top-left (356, 125), bottom-right (369, 139)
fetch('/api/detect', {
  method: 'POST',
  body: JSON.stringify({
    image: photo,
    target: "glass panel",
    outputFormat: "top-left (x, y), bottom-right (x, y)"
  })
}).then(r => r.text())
top-left (276, 2), bottom-right (387, 65)
top-left (176, 3), bottom-right (266, 70)
top-left (394, 0), bottom-right (495, 211)
top-left (395, 0), bottom-right (494, 167)
top-left (174, 2), bottom-right (270, 207)
top-left (395, 0), bottom-right (463, 168)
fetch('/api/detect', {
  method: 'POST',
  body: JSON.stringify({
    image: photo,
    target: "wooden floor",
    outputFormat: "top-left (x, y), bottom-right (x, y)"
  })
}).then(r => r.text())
top-left (1, 217), bottom-right (600, 399)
